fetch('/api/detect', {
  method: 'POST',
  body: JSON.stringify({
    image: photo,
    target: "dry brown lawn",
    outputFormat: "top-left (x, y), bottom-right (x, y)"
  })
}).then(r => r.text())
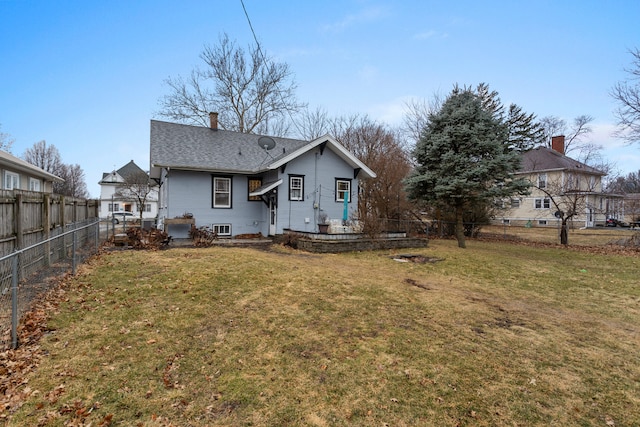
top-left (3, 231), bottom-right (640, 426)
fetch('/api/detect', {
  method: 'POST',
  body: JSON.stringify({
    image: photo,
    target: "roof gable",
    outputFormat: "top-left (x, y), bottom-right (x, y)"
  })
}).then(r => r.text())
top-left (149, 120), bottom-right (376, 179)
top-left (518, 147), bottom-right (605, 176)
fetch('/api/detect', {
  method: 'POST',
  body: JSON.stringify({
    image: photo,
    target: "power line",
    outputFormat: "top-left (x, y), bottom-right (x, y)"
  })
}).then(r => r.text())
top-left (239, 0), bottom-right (304, 137)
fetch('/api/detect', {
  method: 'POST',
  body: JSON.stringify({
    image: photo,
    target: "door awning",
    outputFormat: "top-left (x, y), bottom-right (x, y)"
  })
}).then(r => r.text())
top-left (249, 179), bottom-right (283, 197)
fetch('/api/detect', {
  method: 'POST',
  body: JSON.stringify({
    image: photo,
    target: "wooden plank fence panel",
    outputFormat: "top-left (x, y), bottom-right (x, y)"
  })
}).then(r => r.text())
top-left (0, 190), bottom-right (99, 257)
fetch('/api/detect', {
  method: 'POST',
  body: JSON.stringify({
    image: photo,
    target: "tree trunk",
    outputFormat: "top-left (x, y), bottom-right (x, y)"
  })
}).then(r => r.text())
top-left (455, 205), bottom-right (466, 248)
top-left (560, 220), bottom-right (569, 245)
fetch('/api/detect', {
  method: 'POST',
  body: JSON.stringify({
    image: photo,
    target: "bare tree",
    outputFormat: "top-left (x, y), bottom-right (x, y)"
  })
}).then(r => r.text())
top-left (56, 164), bottom-right (89, 198)
top-left (114, 170), bottom-right (156, 220)
top-left (22, 140), bottom-right (90, 198)
top-left (401, 95), bottom-right (443, 147)
top-left (158, 33), bottom-right (304, 134)
top-left (0, 123), bottom-right (14, 153)
top-left (330, 114), bottom-right (415, 235)
top-left (295, 106), bottom-right (331, 141)
top-left (611, 48), bottom-right (640, 144)
top-left (539, 114), bottom-right (594, 154)
top-left (22, 140), bottom-right (63, 175)
top-left (607, 169), bottom-right (640, 193)
top-left (533, 172), bottom-right (603, 245)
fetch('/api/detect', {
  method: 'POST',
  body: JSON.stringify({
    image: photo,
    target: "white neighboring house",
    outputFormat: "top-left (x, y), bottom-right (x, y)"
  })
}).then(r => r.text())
top-left (98, 160), bottom-right (158, 221)
top-left (1, 149), bottom-right (64, 192)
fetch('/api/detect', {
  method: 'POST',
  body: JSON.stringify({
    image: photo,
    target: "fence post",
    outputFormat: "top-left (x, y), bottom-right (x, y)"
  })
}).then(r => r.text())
top-left (95, 221), bottom-right (99, 252)
top-left (11, 253), bottom-right (18, 349)
top-left (72, 229), bottom-right (77, 275)
top-left (43, 194), bottom-right (51, 266)
top-left (15, 193), bottom-right (23, 250)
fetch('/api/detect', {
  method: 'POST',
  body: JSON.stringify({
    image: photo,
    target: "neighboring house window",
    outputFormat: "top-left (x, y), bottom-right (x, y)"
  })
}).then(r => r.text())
top-left (4, 171), bottom-right (19, 190)
top-left (137, 203), bottom-right (152, 212)
top-left (336, 179), bottom-right (351, 202)
top-left (213, 224), bottom-right (231, 236)
top-left (108, 203), bottom-right (120, 212)
top-left (503, 219), bottom-right (510, 225)
top-left (534, 198), bottom-right (550, 209)
top-left (510, 199), bottom-right (520, 208)
top-left (538, 173), bottom-right (547, 189)
top-left (212, 176), bottom-right (232, 208)
top-left (538, 220), bottom-right (547, 225)
top-left (29, 178), bottom-right (41, 192)
top-left (289, 175), bottom-right (304, 201)
top-left (248, 178), bottom-right (262, 201)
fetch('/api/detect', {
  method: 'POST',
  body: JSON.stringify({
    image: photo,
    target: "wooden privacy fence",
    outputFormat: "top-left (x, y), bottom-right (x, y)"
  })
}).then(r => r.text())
top-left (0, 190), bottom-right (99, 257)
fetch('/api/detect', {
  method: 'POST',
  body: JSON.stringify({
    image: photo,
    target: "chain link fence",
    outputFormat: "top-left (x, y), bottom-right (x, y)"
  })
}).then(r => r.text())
top-left (0, 219), bottom-right (100, 350)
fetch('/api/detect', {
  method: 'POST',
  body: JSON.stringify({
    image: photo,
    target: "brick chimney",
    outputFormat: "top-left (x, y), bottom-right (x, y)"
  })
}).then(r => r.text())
top-left (209, 112), bottom-right (218, 130)
top-left (551, 135), bottom-right (565, 154)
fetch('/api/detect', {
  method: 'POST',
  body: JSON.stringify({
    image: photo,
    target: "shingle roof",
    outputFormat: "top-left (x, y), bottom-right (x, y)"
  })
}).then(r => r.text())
top-left (117, 160), bottom-right (146, 178)
top-left (0, 149), bottom-right (64, 182)
top-left (150, 120), bottom-right (309, 178)
top-left (149, 120), bottom-right (376, 180)
top-left (518, 147), bottom-right (605, 176)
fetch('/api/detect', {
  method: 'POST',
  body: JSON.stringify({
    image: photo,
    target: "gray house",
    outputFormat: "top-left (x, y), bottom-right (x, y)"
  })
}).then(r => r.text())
top-left (150, 114), bottom-right (376, 238)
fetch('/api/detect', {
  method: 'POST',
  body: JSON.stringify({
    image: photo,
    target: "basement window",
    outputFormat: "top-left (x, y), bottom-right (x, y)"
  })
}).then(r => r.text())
top-left (212, 224), bottom-right (231, 236)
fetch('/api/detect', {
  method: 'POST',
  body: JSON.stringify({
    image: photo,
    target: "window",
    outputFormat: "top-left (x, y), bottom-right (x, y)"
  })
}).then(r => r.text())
top-left (538, 220), bottom-right (547, 225)
top-left (510, 199), bottom-right (520, 208)
top-left (212, 176), bottom-right (232, 208)
top-left (213, 224), bottom-right (231, 236)
top-left (4, 171), bottom-right (19, 190)
top-left (336, 179), bottom-right (351, 202)
top-left (534, 198), bottom-right (550, 209)
top-left (502, 219), bottom-right (510, 225)
top-left (29, 178), bottom-right (41, 192)
top-left (140, 203), bottom-right (152, 212)
top-left (289, 175), bottom-right (304, 201)
top-left (248, 178), bottom-right (262, 201)
top-left (108, 203), bottom-right (120, 212)
top-left (538, 173), bottom-right (547, 189)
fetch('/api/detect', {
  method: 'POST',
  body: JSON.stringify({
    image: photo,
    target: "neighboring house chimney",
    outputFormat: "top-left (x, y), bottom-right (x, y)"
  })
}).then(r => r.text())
top-left (551, 135), bottom-right (565, 155)
top-left (209, 112), bottom-right (218, 130)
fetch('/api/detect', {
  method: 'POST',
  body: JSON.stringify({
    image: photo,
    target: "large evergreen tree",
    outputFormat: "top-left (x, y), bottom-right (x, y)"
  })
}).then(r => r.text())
top-left (406, 88), bottom-right (530, 248)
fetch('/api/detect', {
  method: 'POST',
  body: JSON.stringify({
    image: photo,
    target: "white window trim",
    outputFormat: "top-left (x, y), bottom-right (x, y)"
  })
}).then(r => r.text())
top-left (336, 179), bottom-right (351, 203)
top-left (538, 173), bottom-right (547, 189)
top-left (4, 171), bottom-right (19, 190)
top-left (534, 198), bottom-right (550, 209)
top-left (212, 223), bottom-right (231, 236)
top-left (213, 177), bottom-right (232, 208)
top-left (289, 176), bottom-right (303, 201)
top-left (29, 177), bottom-right (41, 192)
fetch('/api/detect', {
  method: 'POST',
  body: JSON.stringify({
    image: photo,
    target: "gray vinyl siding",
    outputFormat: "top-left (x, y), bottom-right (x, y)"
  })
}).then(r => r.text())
top-left (161, 147), bottom-right (361, 237)
top-left (164, 170), bottom-right (268, 238)
top-left (276, 147), bottom-right (359, 233)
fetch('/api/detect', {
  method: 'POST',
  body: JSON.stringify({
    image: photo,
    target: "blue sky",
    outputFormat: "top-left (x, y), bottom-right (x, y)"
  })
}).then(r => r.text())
top-left (1, 0), bottom-right (639, 197)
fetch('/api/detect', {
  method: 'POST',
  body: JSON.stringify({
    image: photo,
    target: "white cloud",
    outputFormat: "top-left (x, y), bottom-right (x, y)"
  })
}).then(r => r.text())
top-left (322, 6), bottom-right (388, 33)
top-left (413, 30), bottom-right (448, 40)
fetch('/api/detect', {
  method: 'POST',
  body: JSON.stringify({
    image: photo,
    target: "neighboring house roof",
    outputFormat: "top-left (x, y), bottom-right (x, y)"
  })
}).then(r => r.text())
top-left (117, 160), bottom-right (146, 178)
top-left (100, 160), bottom-right (149, 185)
top-left (0, 149), bottom-right (64, 182)
top-left (517, 147), bottom-right (605, 176)
top-left (149, 120), bottom-right (376, 180)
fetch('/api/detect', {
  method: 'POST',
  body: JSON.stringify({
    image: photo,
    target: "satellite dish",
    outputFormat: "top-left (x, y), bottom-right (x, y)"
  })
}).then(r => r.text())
top-left (258, 136), bottom-right (276, 150)
top-left (554, 210), bottom-right (564, 218)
